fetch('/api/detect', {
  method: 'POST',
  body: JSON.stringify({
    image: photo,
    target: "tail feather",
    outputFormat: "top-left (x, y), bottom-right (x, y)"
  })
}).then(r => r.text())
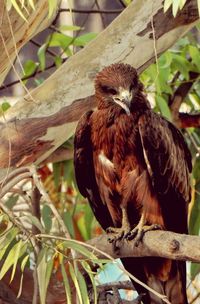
top-left (121, 258), bottom-right (188, 304)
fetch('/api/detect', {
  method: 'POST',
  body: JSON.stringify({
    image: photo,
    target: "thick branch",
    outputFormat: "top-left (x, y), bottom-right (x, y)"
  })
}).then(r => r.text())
top-left (88, 230), bottom-right (200, 262)
top-left (179, 112), bottom-right (200, 128)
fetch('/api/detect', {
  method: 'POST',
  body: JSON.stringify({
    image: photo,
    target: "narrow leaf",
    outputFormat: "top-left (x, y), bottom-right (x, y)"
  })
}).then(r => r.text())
top-left (0, 241), bottom-right (26, 280)
top-left (37, 44), bottom-right (47, 71)
top-left (37, 248), bottom-right (53, 304)
top-left (11, 0), bottom-right (27, 21)
top-left (17, 255), bottom-right (29, 298)
top-left (10, 240), bottom-right (26, 282)
top-left (77, 269), bottom-right (89, 304)
top-left (163, 0), bottom-right (173, 12)
top-left (48, 0), bottom-right (57, 18)
top-left (81, 261), bottom-right (97, 304)
top-left (61, 262), bottom-right (72, 304)
top-left (69, 263), bottom-right (83, 304)
top-left (156, 96), bottom-right (172, 121)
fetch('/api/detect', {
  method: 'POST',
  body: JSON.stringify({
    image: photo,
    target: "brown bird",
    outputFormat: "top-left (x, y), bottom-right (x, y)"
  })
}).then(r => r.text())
top-left (74, 63), bottom-right (192, 304)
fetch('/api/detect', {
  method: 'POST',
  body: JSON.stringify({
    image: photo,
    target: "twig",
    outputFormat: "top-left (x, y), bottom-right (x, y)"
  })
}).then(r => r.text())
top-left (0, 58), bottom-right (67, 91)
top-left (0, 172), bottom-right (32, 198)
top-left (30, 39), bottom-right (57, 57)
top-left (59, 8), bottom-right (122, 14)
top-left (29, 165), bottom-right (71, 238)
top-left (97, 280), bottom-right (134, 292)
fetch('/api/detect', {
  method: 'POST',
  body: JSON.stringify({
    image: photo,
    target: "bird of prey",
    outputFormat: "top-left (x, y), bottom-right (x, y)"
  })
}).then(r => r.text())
top-left (74, 63), bottom-right (192, 304)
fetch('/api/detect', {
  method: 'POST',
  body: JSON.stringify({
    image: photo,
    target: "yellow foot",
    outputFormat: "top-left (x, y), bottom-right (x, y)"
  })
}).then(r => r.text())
top-left (126, 223), bottom-right (162, 246)
top-left (106, 225), bottom-right (130, 243)
top-left (106, 206), bottom-right (131, 243)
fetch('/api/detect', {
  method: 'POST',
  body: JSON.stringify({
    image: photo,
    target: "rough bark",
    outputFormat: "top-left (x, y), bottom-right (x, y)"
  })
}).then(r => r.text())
top-left (0, 0), bottom-right (60, 85)
top-left (0, 0), bottom-right (199, 180)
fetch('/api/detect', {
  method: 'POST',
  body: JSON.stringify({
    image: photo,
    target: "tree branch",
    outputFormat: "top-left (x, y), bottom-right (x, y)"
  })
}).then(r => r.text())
top-left (169, 71), bottom-right (199, 127)
top-left (87, 230), bottom-right (200, 263)
top-left (179, 112), bottom-right (200, 128)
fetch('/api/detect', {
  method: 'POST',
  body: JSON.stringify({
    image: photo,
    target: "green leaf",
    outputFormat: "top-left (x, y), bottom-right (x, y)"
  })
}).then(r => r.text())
top-left (37, 248), bottom-right (53, 304)
top-left (48, 33), bottom-right (73, 49)
top-left (172, 0), bottom-right (180, 17)
top-left (189, 181), bottom-right (200, 235)
top-left (10, 240), bottom-right (27, 282)
top-left (156, 96), bottom-right (172, 121)
top-left (83, 204), bottom-right (94, 240)
top-left (54, 56), bottom-right (63, 68)
top-left (189, 45), bottom-right (200, 71)
top-left (38, 44), bottom-right (47, 71)
top-left (24, 215), bottom-right (44, 232)
top-left (0, 240), bottom-right (26, 280)
top-left (17, 255), bottom-right (30, 298)
top-left (63, 240), bottom-right (97, 260)
top-left (179, 0), bottom-right (187, 9)
top-left (159, 52), bottom-right (172, 69)
top-left (42, 204), bottom-right (52, 233)
top-left (48, 0), bottom-right (57, 18)
top-left (5, 195), bottom-right (19, 209)
top-left (0, 227), bottom-right (18, 260)
top-left (63, 160), bottom-right (74, 184)
top-left (63, 211), bottom-right (74, 238)
top-left (172, 54), bottom-right (193, 79)
top-left (61, 262), bottom-right (72, 304)
top-left (69, 263), bottom-right (83, 304)
top-left (190, 262), bottom-right (200, 280)
top-left (73, 33), bottom-right (97, 46)
top-left (163, 0), bottom-right (173, 12)
top-left (53, 162), bottom-right (62, 189)
top-left (59, 25), bottom-right (82, 32)
top-left (77, 268), bottom-right (89, 304)
top-left (23, 60), bottom-right (37, 78)
top-left (81, 261), bottom-right (97, 304)
top-left (1, 102), bottom-right (11, 112)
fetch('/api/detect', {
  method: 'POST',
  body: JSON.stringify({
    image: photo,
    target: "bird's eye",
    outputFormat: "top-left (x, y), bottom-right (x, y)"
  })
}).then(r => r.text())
top-left (101, 86), bottom-right (117, 95)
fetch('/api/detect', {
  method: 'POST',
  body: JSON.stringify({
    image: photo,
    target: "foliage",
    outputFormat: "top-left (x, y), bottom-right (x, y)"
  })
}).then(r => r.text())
top-left (163, 0), bottom-right (200, 17)
top-left (6, 0), bottom-right (59, 21)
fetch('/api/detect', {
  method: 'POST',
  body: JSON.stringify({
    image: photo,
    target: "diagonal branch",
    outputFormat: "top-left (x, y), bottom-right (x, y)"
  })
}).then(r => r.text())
top-left (169, 71), bottom-right (199, 127)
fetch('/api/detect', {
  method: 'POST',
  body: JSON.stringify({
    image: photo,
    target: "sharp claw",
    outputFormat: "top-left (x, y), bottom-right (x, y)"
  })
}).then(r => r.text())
top-left (126, 229), bottom-right (138, 241)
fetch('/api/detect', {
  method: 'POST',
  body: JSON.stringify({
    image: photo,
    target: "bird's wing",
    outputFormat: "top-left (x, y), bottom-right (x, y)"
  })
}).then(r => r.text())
top-left (138, 111), bottom-right (191, 201)
top-left (74, 110), bottom-right (113, 230)
top-left (138, 110), bottom-right (191, 234)
top-left (138, 111), bottom-right (190, 304)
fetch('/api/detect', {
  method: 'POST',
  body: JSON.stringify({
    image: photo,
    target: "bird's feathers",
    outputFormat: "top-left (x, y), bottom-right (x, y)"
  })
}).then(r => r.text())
top-left (74, 63), bottom-right (191, 304)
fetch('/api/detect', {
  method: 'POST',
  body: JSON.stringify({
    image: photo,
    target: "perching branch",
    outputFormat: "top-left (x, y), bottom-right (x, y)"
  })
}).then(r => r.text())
top-left (88, 230), bottom-right (200, 263)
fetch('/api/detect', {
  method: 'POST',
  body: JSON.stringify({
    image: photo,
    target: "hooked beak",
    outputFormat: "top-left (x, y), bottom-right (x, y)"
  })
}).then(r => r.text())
top-left (113, 90), bottom-right (132, 115)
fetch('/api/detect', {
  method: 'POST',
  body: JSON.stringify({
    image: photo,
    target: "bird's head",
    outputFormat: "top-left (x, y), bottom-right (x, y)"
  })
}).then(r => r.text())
top-left (95, 63), bottom-right (143, 115)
